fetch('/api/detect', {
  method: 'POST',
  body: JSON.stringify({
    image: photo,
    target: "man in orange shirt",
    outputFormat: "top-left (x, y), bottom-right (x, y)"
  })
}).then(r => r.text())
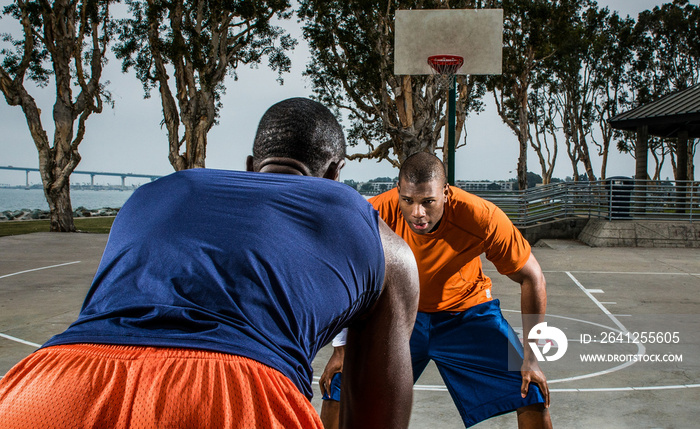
top-left (368, 152), bottom-right (552, 428)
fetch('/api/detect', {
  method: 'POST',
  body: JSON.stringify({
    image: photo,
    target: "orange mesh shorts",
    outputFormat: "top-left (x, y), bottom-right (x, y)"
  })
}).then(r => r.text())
top-left (0, 344), bottom-right (323, 429)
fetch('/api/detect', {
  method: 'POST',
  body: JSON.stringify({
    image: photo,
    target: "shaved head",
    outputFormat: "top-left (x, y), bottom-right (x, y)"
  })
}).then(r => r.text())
top-left (398, 152), bottom-right (447, 186)
top-left (252, 98), bottom-right (346, 177)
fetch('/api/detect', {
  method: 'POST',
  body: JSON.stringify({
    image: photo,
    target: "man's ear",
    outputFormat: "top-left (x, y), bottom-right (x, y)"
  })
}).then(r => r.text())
top-left (443, 183), bottom-right (450, 199)
top-left (246, 156), bottom-right (255, 172)
top-left (323, 159), bottom-right (346, 181)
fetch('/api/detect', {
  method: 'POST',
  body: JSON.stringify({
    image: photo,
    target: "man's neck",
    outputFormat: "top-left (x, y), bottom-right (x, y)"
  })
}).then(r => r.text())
top-left (256, 157), bottom-right (312, 176)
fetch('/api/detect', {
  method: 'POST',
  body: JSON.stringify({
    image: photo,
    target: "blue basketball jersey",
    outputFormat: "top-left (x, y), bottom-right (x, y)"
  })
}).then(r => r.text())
top-left (43, 169), bottom-right (385, 398)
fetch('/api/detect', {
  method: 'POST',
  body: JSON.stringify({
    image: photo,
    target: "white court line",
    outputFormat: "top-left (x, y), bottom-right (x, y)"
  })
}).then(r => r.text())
top-left (0, 335), bottom-right (42, 379)
top-left (0, 333), bottom-right (41, 348)
top-left (501, 274), bottom-right (647, 385)
top-left (485, 269), bottom-right (700, 276)
top-left (312, 377), bottom-right (700, 393)
top-left (0, 261), bottom-right (81, 280)
top-left (0, 334), bottom-right (41, 379)
top-left (413, 384), bottom-right (700, 393)
top-left (313, 272), bottom-right (657, 392)
top-left (0, 261), bottom-right (81, 379)
top-left (549, 272), bottom-right (647, 384)
top-left (552, 384), bottom-right (700, 392)
top-left (503, 308), bottom-right (642, 385)
top-left (565, 272), bottom-right (630, 334)
top-left (558, 270), bottom-right (700, 276)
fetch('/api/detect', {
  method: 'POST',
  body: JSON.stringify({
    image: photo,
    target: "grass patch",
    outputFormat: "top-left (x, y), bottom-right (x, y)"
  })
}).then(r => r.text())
top-left (0, 216), bottom-right (115, 237)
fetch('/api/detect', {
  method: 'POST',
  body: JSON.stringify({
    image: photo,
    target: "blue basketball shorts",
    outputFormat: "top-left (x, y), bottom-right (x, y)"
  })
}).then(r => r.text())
top-left (321, 372), bottom-right (342, 402)
top-left (411, 299), bottom-right (545, 427)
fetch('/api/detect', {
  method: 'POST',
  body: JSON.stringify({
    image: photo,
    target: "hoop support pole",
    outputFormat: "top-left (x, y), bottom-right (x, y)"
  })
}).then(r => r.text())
top-left (447, 76), bottom-right (456, 186)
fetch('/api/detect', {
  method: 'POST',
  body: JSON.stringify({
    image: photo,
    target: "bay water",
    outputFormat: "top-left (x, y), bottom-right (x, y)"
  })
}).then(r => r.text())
top-left (0, 188), bottom-right (135, 212)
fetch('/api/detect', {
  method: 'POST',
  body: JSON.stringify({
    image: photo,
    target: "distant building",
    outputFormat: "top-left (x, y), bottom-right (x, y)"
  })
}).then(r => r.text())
top-left (358, 180), bottom-right (397, 195)
top-left (455, 180), bottom-right (514, 192)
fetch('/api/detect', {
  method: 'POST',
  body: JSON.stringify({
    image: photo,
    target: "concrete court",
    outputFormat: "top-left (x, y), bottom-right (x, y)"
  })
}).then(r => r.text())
top-left (1, 232), bottom-right (699, 428)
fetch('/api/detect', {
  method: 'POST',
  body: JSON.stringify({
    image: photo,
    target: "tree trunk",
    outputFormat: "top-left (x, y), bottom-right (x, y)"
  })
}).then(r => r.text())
top-left (7, 83), bottom-right (78, 232)
top-left (517, 128), bottom-right (528, 190)
top-left (181, 104), bottom-right (212, 169)
top-left (565, 132), bottom-right (580, 182)
top-left (529, 102), bottom-right (557, 185)
top-left (160, 83), bottom-right (215, 171)
top-left (577, 131), bottom-right (596, 181)
top-left (599, 141), bottom-right (609, 181)
top-left (517, 94), bottom-right (529, 191)
top-left (46, 180), bottom-right (75, 232)
top-left (491, 87), bottom-right (528, 190)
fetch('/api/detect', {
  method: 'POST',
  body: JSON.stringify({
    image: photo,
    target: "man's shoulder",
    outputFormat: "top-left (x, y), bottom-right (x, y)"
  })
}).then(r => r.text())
top-left (368, 188), bottom-right (400, 213)
top-left (448, 187), bottom-right (497, 219)
top-left (369, 187), bottom-right (399, 204)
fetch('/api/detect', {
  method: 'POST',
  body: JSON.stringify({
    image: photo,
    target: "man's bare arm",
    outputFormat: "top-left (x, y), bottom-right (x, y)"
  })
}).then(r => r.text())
top-left (508, 253), bottom-right (550, 408)
top-left (340, 218), bottom-right (419, 429)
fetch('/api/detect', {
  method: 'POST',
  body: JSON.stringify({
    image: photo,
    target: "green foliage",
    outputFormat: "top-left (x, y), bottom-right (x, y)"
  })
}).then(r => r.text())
top-left (489, 0), bottom-right (574, 126)
top-left (632, 0), bottom-right (700, 102)
top-left (369, 177), bottom-right (395, 183)
top-left (343, 179), bottom-right (358, 190)
top-left (1, 3), bottom-right (51, 87)
top-left (112, 0), bottom-right (296, 170)
top-left (527, 171), bottom-right (543, 188)
top-left (114, 0), bottom-right (295, 101)
top-left (298, 0), bottom-right (486, 165)
top-left (299, 0), bottom-right (399, 148)
top-left (2, 1), bottom-right (117, 88)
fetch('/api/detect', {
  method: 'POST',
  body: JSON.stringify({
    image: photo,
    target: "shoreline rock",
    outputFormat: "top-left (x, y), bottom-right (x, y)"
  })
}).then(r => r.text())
top-left (0, 207), bottom-right (120, 221)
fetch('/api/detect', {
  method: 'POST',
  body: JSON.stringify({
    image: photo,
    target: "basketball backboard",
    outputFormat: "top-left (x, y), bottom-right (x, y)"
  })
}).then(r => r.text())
top-left (394, 9), bottom-right (503, 76)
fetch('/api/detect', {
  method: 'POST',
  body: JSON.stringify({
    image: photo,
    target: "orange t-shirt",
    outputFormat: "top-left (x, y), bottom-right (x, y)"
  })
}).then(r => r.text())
top-left (370, 186), bottom-right (531, 313)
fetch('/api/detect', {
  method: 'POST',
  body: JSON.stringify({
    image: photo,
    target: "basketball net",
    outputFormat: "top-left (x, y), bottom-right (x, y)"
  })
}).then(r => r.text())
top-left (427, 55), bottom-right (464, 90)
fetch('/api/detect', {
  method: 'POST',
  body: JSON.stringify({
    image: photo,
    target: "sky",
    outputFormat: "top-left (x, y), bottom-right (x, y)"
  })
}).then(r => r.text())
top-left (0, 0), bottom-right (694, 187)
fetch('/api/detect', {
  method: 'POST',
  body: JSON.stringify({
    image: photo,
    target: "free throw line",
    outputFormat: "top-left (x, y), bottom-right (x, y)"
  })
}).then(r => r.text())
top-left (0, 261), bottom-right (81, 280)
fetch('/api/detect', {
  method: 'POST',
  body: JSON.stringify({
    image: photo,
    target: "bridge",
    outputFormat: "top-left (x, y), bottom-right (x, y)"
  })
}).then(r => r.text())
top-left (0, 166), bottom-right (163, 187)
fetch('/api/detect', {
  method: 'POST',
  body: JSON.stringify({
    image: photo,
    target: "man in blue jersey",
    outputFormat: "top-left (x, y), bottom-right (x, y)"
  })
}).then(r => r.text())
top-left (0, 98), bottom-right (419, 429)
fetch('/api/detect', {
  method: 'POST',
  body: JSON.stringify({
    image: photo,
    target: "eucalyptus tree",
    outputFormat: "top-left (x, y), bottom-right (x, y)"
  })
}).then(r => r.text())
top-left (543, 0), bottom-right (638, 183)
top-left (589, 8), bottom-right (635, 180)
top-left (487, 0), bottom-right (574, 191)
top-left (0, 0), bottom-right (116, 232)
top-left (114, 0), bottom-right (295, 171)
top-left (633, 0), bottom-right (699, 100)
top-left (630, 0), bottom-right (700, 180)
top-left (549, 0), bottom-right (604, 183)
top-left (298, 0), bottom-right (487, 169)
top-left (528, 72), bottom-right (559, 185)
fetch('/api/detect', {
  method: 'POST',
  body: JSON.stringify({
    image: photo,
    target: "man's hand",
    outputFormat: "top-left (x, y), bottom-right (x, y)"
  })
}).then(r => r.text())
top-left (320, 345), bottom-right (345, 397)
top-left (520, 358), bottom-right (550, 408)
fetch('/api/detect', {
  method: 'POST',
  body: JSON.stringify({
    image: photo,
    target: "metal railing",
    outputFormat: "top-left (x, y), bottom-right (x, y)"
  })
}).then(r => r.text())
top-left (471, 179), bottom-right (699, 227)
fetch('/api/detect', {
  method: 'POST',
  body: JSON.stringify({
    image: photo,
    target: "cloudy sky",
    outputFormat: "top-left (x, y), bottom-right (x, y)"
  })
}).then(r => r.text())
top-left (0, 0), bottom-right (691, 187)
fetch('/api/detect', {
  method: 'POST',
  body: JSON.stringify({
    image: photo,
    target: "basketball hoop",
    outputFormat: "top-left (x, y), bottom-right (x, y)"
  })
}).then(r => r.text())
top-left (427, 55), bottom-right (464, 89)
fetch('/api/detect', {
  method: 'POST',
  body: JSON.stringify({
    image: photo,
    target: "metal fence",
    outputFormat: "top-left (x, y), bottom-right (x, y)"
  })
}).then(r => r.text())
top-left (471, 179), bottom-right (699, 227)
